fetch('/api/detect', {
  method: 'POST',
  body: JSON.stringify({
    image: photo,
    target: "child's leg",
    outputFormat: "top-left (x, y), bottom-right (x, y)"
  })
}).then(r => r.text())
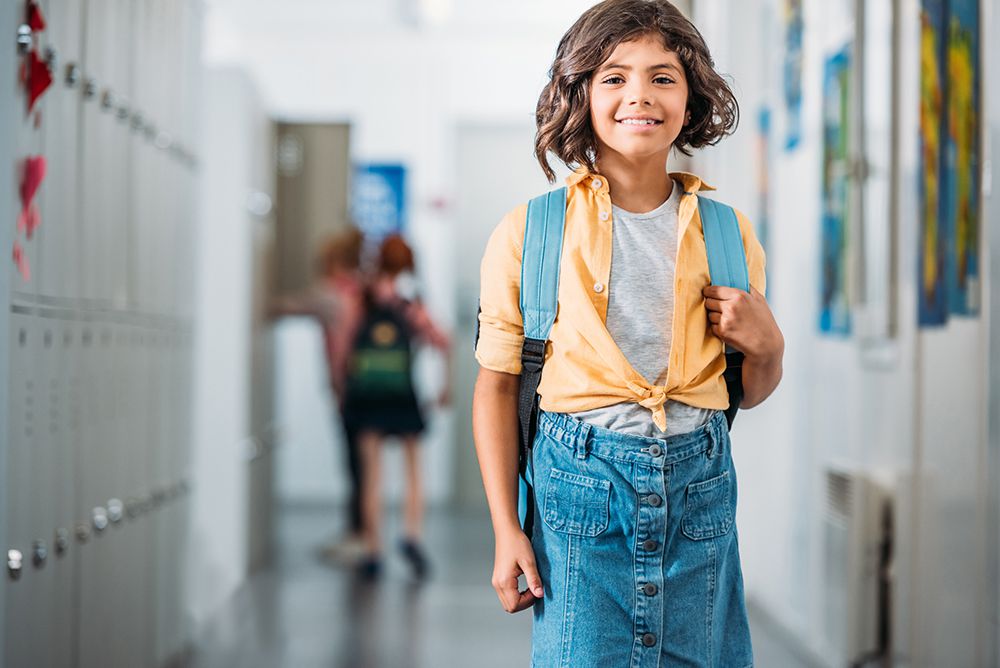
top-left (359, 430), bottom-right (383, 554)
top-left (401, 435), bottom-right (423, 540)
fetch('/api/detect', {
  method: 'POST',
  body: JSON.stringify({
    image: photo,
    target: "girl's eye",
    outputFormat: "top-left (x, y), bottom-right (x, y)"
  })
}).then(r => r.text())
top-left (602, 75), bottom-right (625, 85)
top-left (653, 75), bottom-right (675, 85)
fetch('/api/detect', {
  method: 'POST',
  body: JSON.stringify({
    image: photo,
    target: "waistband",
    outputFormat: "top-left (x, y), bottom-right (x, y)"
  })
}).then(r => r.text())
top-left (536, 410), bottom-right (727, 467)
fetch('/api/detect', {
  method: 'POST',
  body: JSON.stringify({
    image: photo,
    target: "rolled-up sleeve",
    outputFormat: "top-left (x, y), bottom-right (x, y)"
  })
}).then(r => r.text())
top-left (735, 208), bottom-right (767, 297)
top-left (475, 205), bottom-right (527, 375)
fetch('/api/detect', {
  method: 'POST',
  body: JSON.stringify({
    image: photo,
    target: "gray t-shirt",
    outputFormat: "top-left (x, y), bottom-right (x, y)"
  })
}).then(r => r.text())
top-left (570, 180), bottom-right (716, 437)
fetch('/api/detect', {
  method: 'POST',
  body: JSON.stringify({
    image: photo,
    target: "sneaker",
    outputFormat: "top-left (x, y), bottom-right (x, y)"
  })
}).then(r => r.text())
top-left (320, 535), bottom-right (366, 566)
top-left (399, 539), bottom-right (430, 580)
top-left (357, 555), bottom-right (382, 581)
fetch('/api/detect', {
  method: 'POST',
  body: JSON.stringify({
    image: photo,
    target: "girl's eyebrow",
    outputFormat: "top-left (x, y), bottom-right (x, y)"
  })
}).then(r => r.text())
top-left (597, 62), bottom-right (682, 74)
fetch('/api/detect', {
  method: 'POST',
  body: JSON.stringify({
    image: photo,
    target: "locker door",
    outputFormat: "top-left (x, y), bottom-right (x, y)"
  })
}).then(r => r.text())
top-left (36, 0), bottom-right (83, 304)
top-left (4, 313), bottom-right (42, 666)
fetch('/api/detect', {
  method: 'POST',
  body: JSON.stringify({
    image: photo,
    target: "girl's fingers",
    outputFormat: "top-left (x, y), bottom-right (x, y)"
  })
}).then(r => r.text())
top-left (708, 312), bottom-right (721, 324)
top-left (704, 297), bottom-right (723, 312)
top-left (494, 574), bottom-right (521, 612)
top-left (521, 557), bottom-right (544, 598)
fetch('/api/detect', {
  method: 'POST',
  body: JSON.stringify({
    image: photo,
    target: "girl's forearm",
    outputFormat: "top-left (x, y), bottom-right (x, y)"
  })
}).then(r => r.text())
top-left (739, 346), bottom-right (783, 408)
top-left (472, 369), bottom-right (523, 535)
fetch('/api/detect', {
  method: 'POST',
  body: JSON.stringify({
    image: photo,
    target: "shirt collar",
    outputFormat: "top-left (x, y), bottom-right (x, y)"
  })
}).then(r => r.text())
top-left (564, 167), bottom-right (715, 193)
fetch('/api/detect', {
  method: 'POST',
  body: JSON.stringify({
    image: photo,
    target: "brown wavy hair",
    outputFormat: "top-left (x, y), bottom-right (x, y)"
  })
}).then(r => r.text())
top-left (377, 233), bottom-right (415, 277)
top-left (534, 0), bottom-right (739, 182)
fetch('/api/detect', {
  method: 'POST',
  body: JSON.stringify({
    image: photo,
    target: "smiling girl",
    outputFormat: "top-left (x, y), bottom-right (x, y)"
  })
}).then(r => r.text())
top-left (472, 1), bottom-right (783, 666)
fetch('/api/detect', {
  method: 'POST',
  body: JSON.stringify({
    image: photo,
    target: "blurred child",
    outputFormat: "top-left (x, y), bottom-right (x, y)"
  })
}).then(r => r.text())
top-left (271, 227), bottom-right (367, 558)
top-left (344, 234), bottom-right (451, 580)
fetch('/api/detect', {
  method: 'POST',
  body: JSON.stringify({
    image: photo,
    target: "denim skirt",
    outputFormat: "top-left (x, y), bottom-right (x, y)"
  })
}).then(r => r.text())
top-left (529, 410), bottom-right (753, 668)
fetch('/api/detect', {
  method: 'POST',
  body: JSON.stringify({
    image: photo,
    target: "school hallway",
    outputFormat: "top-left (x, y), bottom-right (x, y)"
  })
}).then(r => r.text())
top-left (4, 0), bottom-right (1000, 666)
top-left (179, 503), bottom-right (811, 668)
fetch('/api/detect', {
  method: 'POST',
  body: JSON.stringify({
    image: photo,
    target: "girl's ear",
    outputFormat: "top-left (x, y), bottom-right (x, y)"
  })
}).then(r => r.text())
top-left (684, 111), bottom-right (691, 126)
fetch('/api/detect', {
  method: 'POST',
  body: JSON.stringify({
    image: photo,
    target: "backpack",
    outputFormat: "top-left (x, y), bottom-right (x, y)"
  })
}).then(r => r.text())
top-left (515, 187), bottom-right (750, 537)
top-left (345, 298), bottom-right (415, 400)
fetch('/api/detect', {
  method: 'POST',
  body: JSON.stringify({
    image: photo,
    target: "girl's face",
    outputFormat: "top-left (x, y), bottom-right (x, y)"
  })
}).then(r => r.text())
top-left (589, 33), bottom-right (689, 165)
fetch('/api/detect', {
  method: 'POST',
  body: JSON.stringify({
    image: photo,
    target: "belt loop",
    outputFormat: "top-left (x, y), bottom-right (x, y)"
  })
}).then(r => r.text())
top-left (575, 422), bottom-right (591, 460)
top-left (707, 418), bottom-right (719, 459)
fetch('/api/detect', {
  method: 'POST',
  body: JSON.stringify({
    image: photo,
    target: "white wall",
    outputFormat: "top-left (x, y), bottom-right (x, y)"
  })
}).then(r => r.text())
top-left (695, 0), bottom-right (995, 664)
top-left (188, 67), bottom-right (271, 627)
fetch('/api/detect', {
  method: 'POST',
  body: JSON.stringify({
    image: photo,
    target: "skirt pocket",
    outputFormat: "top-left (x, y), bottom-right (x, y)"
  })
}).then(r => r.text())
top-left (542, 468), bottom-right (611, 537)
top-left (681, 470), bottom-right (735, 540)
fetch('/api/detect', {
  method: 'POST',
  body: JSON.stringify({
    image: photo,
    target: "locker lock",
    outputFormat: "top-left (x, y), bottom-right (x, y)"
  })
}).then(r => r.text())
top-left (64, 62), bottom-right (80, 88)
top-left (83, 77), bottom-right (97, 100)
top-left (44, 45), bottom-right (56, 69)
top-left (55, 529), bottom-right (70, 555)
top-left (107, 498), bottom-right (124, 524)
top-left (75, 522), bottom-right (91, 543)
top-left (116, 98), bottom-right (130, 122)
top-left (32, 540), bottom-right (47, 568)
top-left (92, 507), bottom-right (109, 533)
top-left (16, 25), bottom-right (31, 55)
top-left (130, 111), bottom-right (144, 133)
top-left (100, 89), bottom-right (116, 112)
top-left (123, 497), bottom-right (138, 519)
top-left (7, 549), bottom-right (23, 580)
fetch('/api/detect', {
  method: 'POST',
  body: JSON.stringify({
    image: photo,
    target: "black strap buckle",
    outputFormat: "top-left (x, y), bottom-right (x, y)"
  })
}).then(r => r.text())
top-left (521, 338), bottom-right (546, 373)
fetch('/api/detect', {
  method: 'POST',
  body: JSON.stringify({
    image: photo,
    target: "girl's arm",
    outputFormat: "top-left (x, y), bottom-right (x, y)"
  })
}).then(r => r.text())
top-left (702, 285), bottom-right (784, 408)
top-left (473, 367), bottom-right (545, 612)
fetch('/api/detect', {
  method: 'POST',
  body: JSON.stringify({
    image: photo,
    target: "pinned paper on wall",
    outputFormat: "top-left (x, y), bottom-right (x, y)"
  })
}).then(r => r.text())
top-left (12, 241), bottom-right (30, 281)
top-left (17, 204), bottom-right (40, 239)
top-left (20, 155), bottom-right (46, 208)
top-left (24, 48), bottom-right (52, 113)
top-left (27, 1), bottom-right (46, 31)
top-left (11, 155), bottom-right (46, 281)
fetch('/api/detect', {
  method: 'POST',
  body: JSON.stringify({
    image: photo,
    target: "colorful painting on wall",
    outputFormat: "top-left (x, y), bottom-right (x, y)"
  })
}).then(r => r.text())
top-left (819, 46), bottom-right (852, 335)
top-left (782, 0), bottom-right (804, 151)
top-left (918, 0), bottom-right (948, 326)
top-left (919, 0), bottom-right (981, 326)
top-left (943, 0), bottom-right (980, 316)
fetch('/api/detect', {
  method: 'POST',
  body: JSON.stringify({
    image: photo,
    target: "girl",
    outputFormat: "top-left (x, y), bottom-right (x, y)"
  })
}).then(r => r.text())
top-left (473, 1), bottom-right (783, 666)
top-left (345, 234), bottom-right (451, 580)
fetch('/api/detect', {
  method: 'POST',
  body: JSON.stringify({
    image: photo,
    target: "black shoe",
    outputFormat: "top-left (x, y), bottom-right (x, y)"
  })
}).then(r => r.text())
top-left (357, 555), bottom-right (382, 581)
top-left (399, 539), bottom-right (430, 580)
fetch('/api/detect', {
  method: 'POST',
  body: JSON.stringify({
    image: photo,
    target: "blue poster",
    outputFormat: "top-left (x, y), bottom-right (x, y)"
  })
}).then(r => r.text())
top-left (819, 46), bottom-right (852, 335)
top-left (352, 164), bottom-right (407, 241)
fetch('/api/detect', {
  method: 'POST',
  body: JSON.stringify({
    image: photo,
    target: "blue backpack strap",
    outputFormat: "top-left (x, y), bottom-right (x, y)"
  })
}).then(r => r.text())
top-left (516, 187), bottom-right (567, 536)
top-left (698, 196), bottom-right (750, 293)
top-left (698, 196), bottom-right (750, 431)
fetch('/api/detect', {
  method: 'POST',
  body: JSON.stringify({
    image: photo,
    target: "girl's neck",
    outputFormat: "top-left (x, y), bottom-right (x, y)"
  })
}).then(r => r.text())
top-left (596, 153), bottom-right (673, 213)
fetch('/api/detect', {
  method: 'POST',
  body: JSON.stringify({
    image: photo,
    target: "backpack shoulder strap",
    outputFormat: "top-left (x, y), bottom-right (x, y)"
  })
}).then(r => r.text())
top-left (698, 196), bottom-right (750, 431)
top-left (698, 196), bottom-right (750, 293)
top-left (516, 186), bottom-right (567, 536)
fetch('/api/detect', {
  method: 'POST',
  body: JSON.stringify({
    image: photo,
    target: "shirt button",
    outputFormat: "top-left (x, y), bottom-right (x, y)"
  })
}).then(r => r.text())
top-left (642, 539), bottom-right (658, 552)
top-left (648, 444), bottom-right (662, 457)
top-left (593, 282), bottom-right (604, 294)
top-left (591, 178), bottom-right (603, 190)
top-left (642, 633), bottom-right (657, 647)
top-left (643, 582), bottom-right (658, 596)
top-left (646, 493), bottom-right (662, 507)
top-left (599, 210), bottom-right (609, 221)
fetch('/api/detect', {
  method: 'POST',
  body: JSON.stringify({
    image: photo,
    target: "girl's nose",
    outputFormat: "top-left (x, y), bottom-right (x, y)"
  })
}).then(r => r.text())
top-left (626, 84), bottom-right (652, 105)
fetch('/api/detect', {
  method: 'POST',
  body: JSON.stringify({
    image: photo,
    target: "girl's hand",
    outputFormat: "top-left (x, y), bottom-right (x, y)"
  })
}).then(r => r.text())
top-left (492, 525), bottom-right (544, 613)
top-left (702, 285), bottom-right (783, 360)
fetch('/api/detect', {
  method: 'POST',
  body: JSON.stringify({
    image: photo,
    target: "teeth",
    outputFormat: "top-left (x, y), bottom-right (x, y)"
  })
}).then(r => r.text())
top-left (619, 118), bottom-right (657, 125)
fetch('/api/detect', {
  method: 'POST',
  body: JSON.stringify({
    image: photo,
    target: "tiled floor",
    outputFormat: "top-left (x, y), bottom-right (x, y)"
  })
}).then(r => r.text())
top-left (183, 504), bottom-right (812, 667)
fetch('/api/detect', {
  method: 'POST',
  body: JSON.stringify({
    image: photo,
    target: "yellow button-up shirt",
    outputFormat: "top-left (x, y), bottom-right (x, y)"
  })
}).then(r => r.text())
top-left (475, 169), bottom-right (766, 431)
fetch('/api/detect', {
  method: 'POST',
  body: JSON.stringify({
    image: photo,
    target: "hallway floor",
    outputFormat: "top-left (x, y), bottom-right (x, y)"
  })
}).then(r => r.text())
top-left (182, 504), bottom-right (812, 667)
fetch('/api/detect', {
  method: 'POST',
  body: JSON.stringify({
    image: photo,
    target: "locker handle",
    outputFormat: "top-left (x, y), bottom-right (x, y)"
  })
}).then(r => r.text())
top-left (32, 540), bottom-right (47, 568)
top-left (7, 549), bottom-right (23, 580)
top-left (16, 25), bottom-right (31, 55)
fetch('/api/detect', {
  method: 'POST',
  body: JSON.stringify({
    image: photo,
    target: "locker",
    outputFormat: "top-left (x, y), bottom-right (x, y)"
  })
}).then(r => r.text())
top-left (4, 312), bottom-right (39, 666)
top-left (36, 0), bottom-right (83, 303)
